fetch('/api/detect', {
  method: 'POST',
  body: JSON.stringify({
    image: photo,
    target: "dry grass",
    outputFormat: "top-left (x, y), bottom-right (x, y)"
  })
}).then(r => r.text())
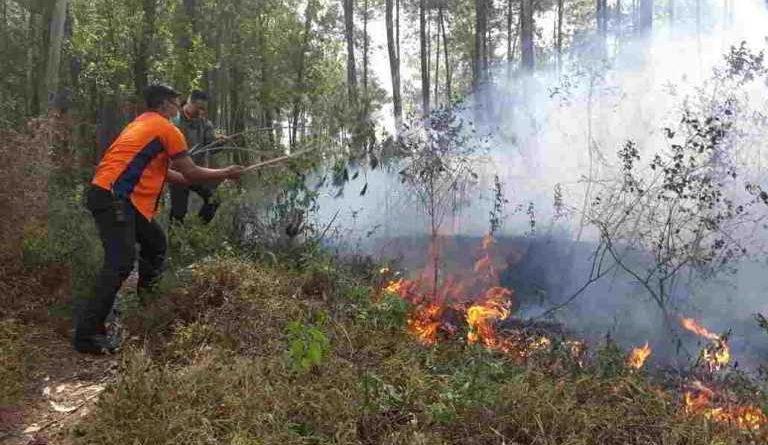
top-left (0, 319), bottom-right (26, 407)
top-left (0, 117), bottom-right (62, 265)
top-left (71, 257), bottom-right (763, 445)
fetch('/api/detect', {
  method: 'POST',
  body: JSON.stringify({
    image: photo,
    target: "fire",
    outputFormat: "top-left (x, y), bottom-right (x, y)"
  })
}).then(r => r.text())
top-left (407, 303), bottom-right (443, 345)
top-left (466, 288), bottom-right (512, 348)
top-left (680, 317), bottom-right (730, 371)
top-left (382, 234), bottom-right (566, 365)
top-left (385, 278), bottom-right (404, 295)
top-left (683, 382), bottom-right (767, 431)
top-left (627, 342), bottom-right (652, 369)
top-left (701, 340), bottom-right (730, 371)
top-left (680, 317), bottom-right (719, 341)
top-left (383, 234), bottom-right (522, 352)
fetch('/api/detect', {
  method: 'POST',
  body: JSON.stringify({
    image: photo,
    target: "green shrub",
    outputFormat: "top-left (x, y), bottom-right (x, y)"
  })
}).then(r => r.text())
top-left (285, 318), bottom-right (331, 374)
top-left (21, 184), bottom-right (101, 301)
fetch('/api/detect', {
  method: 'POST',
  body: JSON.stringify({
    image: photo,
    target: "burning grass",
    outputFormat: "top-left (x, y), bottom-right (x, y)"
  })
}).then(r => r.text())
top-left (68, 252), bottom-right (768, 444)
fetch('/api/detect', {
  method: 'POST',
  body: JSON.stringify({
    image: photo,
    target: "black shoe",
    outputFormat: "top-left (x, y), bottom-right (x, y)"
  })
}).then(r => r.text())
top-left (73, 334), bottom-right (121, 355)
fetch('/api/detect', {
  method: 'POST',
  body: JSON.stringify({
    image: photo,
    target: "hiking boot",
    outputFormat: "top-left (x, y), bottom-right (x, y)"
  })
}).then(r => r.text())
top-left (73, 334), bottom-right (121, 355)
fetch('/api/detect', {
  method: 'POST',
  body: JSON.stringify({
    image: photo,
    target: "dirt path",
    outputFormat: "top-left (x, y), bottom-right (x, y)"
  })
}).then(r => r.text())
top-left (1, 322), bottom-right (120, 445)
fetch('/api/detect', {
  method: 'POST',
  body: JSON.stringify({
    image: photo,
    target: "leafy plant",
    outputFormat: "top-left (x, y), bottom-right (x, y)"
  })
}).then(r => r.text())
top-left (285, 318), bottom-right (330, 373)
top-left (397, 105), bottom-right (486, 294)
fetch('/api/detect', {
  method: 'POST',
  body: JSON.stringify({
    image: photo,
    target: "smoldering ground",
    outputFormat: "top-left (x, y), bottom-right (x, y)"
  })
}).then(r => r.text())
top-left (308, 0), bottom-right (768, 370)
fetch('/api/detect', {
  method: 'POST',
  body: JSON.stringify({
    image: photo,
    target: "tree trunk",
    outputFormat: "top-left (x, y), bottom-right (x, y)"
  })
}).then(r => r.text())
top-left (637, 0), bottom-right (652, 34)
top-left (474, 0), bottom-right (486, 87)
top-left (43, 0), bottom-right (68, 113)
top-left (597, 0), bottom-right (607, 57)
top-left (484, 7), bottom-right (490, 76)
top-left (520, 0), bottom-right (534, 72)
top-left (434, 6), bottom-right (440, 107)
top-left (507, 0), bottom-right (513, 78)
top-left (134, 0), bottom-right (156, 98)
top-left (396, 0), bottom-right (400, 62)
top-left (669, 0), bottom-right (674, 26)
top-left (291, 0), bottom-right (315, 147)
top-left (696, 0), bottom-right (701, 69)
top-left (343, 0), bottom-right (358, 107)
top-left (363, 0), bottom-right (369, 100)
top-left (25, 5), bottom-right (35, 116)
top-left (385, 0), bottom-right (402, 130)
top-left (440, 7), bottom-right (451, 103)
top-left (26, 2), bottom-right (46, 116)
top-left (556, 0), bottom-right (563, 72)
top-left (229, 0), bottom-right (245, 159)
top-left (419, 0), bottom-right (430, 116)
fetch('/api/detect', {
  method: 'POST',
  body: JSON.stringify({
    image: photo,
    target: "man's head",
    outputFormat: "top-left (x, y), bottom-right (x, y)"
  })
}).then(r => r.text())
top-left (144, 84), bottom-right (181, 119)
top-left (183, 90), bottom-right (209, 119)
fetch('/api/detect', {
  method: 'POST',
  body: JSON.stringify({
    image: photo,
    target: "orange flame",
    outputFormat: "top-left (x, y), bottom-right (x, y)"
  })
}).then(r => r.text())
top-left (407, 303), bottom-right (443, 345)
top-left (466, 287), bottom-right (512, 348)
top-left (683, 382), bottom-right (767, 431)
top-left (680, 317), bottom-right (730, 371)
top-left (680, 317), bottom-right (719, 341)
top-left (627, 342), bottom-right (652, 369)
top-left (385, 278), bottom-right (405, 295)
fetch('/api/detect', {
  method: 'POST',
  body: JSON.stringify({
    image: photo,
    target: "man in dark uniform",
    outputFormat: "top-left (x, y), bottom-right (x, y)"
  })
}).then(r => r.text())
top-left (169, 90), bottom-right (226, 224)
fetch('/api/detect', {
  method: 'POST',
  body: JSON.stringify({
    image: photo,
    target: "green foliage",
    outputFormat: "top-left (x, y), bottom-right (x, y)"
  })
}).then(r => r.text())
top-left (593, 336), bottom-right (629, 379)
top-left (21, 184), bottom-right (101, 299)
top-left (285, 317), bottom-right (330, 374)
top-left (168, 217), bottom-right (234, 270)
top-left (357, 292), bottom-right (409, 331)
top-left (0, 319), bottom-right (26, 407)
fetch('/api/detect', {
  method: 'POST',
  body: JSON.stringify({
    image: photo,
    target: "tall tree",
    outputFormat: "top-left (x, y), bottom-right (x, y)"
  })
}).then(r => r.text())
top-left (596, 0), bottom-right (607, 57)
top-left (556, 0), bottom-right (563, 72)
top-left (434, 6), bottom-right (440, 108)
top-left (291, 0), bottom-right (316, 147)
top-left (669, 0), bottom-right (674, 26)
top-left (637, 0), bottom-right (652, 33)
top-left (520, 0), bottom-right (534, 72)
top-left (362, 0), bottom-right (369, 99)
top-left (507, 0), bottom-right (514, 73)
top-left (439, 6), bottom-right (451, 103)
top-left (44, 0), bottom-right (68, 113)
top-left (385, 0), bottom-right (402, 129)
top-left (419, 0), bottom-right (430, 115)
top-left (133, 0), bottom-right (157, 98)
top-left (343, 0), bottom-right (358, 107)
top-left (474, 0), bottom-right (487, 87)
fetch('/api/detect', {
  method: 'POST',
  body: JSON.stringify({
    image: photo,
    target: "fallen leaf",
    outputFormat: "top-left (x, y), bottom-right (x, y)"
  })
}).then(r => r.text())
top-left (49, 401), bottom-right (77, 413)
top-left (23, 424), bottom-right (41, 434)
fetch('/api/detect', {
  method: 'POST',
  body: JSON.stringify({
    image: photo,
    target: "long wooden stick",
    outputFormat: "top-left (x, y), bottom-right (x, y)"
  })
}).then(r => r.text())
top-left (242, 146), bottom-right (318, 173)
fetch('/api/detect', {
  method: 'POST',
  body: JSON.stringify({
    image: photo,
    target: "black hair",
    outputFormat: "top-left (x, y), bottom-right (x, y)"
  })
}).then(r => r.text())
top-left (143, 84), bottom-right (181, 110)
top-left (190, 90), bottom-right (209, 102)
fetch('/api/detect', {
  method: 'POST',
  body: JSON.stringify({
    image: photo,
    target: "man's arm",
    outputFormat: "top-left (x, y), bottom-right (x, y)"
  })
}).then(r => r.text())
top-left (167, 169), bottom-right (190, 186)
top-left (171, 154), bottom-right (243, 183)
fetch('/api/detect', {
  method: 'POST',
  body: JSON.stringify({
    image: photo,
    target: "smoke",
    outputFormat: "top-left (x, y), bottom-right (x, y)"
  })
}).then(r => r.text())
top-left (313, 0), bottom-right (768, 369)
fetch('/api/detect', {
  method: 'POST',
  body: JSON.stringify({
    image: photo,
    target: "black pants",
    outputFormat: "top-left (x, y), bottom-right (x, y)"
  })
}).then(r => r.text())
top-left (169, 183), bottom-right (219, 224)
top-left (74, 186), bottom-right (167, 339)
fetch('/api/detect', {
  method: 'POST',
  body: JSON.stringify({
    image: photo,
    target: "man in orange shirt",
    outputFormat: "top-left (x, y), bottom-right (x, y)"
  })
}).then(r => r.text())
top-left (75, 84), bottom-right (243, 354)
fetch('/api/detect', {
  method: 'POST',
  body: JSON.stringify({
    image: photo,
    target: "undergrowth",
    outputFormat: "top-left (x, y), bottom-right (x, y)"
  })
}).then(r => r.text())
top-left (70, 254), bottom-right (762, 445)
top-left (0, 319), bottom-right (26, 407)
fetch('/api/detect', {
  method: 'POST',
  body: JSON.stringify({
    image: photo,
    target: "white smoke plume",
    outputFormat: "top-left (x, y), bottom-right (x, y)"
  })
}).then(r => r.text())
top-left (313, 0), bottom-right (768, 369)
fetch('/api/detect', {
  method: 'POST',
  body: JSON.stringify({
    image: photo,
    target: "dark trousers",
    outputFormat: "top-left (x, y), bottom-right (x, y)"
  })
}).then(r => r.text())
top-left (169, 183), bottom-right (219, 224)
top-left (74, 186), bottom-right (167, 339)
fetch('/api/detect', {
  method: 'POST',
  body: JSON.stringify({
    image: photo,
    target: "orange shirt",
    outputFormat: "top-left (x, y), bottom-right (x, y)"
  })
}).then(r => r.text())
top-left (92, 112), bottom-right (188, 220)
